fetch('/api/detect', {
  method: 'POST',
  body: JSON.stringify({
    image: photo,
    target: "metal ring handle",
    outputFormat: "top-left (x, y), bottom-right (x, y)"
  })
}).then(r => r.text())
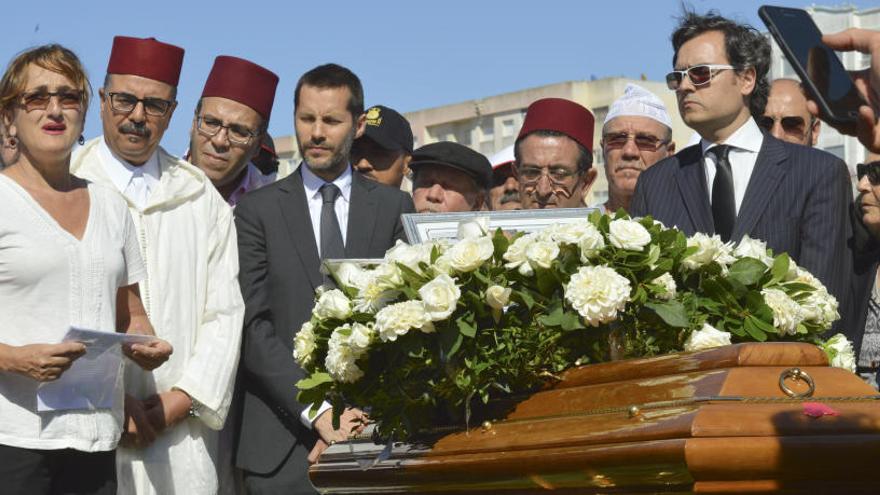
top-left (778, 367), bottom-right (815, 398)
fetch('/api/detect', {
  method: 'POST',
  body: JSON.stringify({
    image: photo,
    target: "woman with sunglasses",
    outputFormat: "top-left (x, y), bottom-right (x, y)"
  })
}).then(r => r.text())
top-left (0, 44), bottom-right (171, 494)
top-left (848, 156), bottom-right (880, 390)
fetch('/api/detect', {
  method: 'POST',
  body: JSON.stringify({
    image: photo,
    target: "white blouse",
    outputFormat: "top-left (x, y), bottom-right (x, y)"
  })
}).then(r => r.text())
top-left (0, 175), bottom-right (144, 452)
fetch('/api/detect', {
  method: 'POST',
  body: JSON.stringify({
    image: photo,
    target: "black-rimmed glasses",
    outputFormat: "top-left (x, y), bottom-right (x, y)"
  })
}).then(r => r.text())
top-left (196, 116), bottom-right (257, 146)
top-left (106, 92), bottom-right (173, 117)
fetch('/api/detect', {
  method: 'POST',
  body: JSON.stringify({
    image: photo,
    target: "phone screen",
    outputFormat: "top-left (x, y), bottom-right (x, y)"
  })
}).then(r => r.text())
top-left (762, 7), bottom-right (864, 122)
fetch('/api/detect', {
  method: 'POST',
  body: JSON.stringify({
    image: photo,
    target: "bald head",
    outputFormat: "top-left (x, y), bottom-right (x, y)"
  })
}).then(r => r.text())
top-left (760, 79), bottom-right (820, 146)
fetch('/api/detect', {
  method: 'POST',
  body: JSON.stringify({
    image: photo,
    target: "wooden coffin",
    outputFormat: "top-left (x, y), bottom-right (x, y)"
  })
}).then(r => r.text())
top-left (310, 343), bottom-right (880, 494)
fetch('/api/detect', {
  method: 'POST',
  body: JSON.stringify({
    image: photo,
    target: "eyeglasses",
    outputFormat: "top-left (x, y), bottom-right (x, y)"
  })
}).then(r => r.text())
top-left (758, 115), bottom-right (812, 137)
top-left (517, 166), bottom-right (581, 197)
top-left (106, 91), bottom-right (173, 117)
top-left (666, 64), bottom-right (736, 90)
top-left (20, 89), bottom-right (83, 111)
top-left (196, 116), bottom-right (257, 145)
top-left (857, 162), bottom-right (880, 186)
top-left (602, 132), bottom-right (670, 152)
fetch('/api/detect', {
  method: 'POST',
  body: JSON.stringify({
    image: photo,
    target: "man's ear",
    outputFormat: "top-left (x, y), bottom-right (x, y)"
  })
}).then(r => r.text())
top-left (738, 66), bottom-right (757, 96)
top-left (354, 112), bottom-right (367, 139)
top-left (811, 119), bottom-right (821, 146)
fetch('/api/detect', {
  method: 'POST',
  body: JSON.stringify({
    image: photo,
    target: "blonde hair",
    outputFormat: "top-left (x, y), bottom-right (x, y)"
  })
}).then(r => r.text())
top-left (0, 44), bottom-right (91, 122)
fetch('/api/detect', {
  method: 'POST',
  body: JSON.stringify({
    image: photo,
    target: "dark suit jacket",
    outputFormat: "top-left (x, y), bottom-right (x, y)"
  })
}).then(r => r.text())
top-left (233, 168), bottom-right (414, 485)
top-left (845, 199), bottom-right (880, 359)
top-left (630, 134), bottom-right (852, 317)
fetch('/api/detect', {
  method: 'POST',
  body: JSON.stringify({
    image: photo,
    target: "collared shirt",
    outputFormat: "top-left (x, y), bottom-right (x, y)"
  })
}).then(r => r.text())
top-left (700, 118), bottom-right (764, 214)
top-left (97, 139), bottom-right (161, 210)
top-left (227, 163), bottom-right (277, 207)
top-left (301, 162), bottom-right (352, 254)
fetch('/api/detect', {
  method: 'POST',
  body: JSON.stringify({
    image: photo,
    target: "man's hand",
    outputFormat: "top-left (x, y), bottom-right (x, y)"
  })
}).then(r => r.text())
top-left (1, 342), bottom-right (86, 382)
top-left (142, 390), bottom-right (193, 435)
top-left (806, 28), bottom-right (880, 153)
top-left (308, 408), bottom-right (368, 464)
top-left (123, 339), bottom-right (173, 371)
top-left (122, 395), bottom-right (157, 448)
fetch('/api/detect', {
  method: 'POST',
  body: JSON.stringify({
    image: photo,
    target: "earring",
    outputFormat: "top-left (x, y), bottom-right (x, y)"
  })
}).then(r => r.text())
top-left (7, 135), bottom-right (17, 148)
top-left (78, 134), bottom-right (85, 145)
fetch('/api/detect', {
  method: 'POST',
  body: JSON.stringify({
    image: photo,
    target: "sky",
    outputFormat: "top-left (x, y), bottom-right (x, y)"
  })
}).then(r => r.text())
top-left (3, 1), bottom-right (876, 153)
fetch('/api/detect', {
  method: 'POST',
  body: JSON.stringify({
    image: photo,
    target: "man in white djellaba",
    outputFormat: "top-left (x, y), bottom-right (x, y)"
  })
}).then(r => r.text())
top-left (71, 35), bottom-right (245, 495)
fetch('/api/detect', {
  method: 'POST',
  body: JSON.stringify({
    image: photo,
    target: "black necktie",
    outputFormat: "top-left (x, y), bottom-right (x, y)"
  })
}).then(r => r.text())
top-left (709, 145), bottom-right (735, 242)
top-left (319, 183), bottom-right (345, 260)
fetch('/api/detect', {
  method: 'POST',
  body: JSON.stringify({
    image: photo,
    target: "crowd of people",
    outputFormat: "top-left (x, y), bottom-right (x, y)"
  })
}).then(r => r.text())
top-left (1, 8), bottom-right (880, 495)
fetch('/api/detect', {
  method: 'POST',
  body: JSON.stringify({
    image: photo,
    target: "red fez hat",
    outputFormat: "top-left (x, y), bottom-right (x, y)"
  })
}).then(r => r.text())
top-left (107, 36), bottom-right (184, 87)
top-left (517, 98), bottom-right (595, 153)
top-left (201, 56), bottom-right (279, 120)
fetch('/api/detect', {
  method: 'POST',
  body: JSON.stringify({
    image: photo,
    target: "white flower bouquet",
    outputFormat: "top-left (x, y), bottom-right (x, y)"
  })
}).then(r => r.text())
top-left (295, 211), bottom-right (845, 441)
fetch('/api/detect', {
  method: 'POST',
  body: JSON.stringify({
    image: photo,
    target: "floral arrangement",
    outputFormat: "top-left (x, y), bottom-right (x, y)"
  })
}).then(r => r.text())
top-left (294, 211), bottom-right (849, 441)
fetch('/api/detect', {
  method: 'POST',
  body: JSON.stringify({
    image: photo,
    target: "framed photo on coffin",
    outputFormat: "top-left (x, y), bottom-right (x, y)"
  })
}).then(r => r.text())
top-left (402, 207), bottom-right (597, 244)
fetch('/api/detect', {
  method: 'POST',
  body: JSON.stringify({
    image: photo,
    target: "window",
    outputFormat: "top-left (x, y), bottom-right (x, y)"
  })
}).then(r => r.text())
top-left (502, 119), bottom-right (516, 138)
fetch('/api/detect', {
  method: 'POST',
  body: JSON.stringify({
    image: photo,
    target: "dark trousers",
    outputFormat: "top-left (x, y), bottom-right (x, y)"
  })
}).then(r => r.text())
top-left (0, 444), bottom-right (116, 495)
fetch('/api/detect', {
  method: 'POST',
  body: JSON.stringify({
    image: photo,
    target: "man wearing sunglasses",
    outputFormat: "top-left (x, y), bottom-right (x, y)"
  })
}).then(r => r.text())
top-left (631, 11), bottom-right (852, 316)
top-left (759, 79), bottom-right (820, 147)
top-left (72, 36), bottom-right (245, 495)
top-left (189, 55), bottom-right (279, 206)
top-left (515, 98), bottom-right (597, 209)
top-left (597, 84), bottom-right (675, 214)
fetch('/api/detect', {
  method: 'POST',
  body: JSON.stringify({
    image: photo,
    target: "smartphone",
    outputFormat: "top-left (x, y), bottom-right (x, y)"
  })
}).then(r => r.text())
top-left (759, 5), bottom-right (866, 125)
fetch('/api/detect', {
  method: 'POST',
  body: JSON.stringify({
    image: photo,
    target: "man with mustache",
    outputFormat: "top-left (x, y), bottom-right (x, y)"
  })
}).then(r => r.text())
top-left (515, 98), bottom-right (598, 209)
top-left (596, 84), bottom-right (675, 214)
top-left (411, 141), bottom-right (492, 213)
top-left (488, 145), bottom-right (521, 210)
top-left (188, 55), bottom-right (279, 206)
top-left (234, 63), bottom-right (414, 494)
top-left (351, 104), bottom-right (413, 188)
top-left (71, 36), bottom-right (245, 495)
top-left (630, 11), bottom-right (851, 315)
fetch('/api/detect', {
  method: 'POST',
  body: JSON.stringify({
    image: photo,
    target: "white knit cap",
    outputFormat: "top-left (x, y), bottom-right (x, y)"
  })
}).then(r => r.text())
top-left (603, 84), bottom-right (672, 129)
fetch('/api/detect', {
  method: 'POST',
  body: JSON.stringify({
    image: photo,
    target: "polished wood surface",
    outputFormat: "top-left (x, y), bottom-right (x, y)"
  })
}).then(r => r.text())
top-left (310, 343), bottom-right (880, 494)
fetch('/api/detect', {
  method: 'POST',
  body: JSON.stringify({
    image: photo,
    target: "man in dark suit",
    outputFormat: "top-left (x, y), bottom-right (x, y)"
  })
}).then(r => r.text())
top-left (631, 11), bottom-right (852, 308)
top-left (233, 64), bottom-right (415, 494)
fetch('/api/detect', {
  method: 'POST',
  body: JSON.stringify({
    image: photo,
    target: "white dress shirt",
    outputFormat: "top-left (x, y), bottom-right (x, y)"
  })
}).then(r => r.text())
top-left (701, 118), bottom-right (764, 214)
top-left (301, 162), bottom-right (352, 254)
top-left (97, 139), bottom-right (161, 210)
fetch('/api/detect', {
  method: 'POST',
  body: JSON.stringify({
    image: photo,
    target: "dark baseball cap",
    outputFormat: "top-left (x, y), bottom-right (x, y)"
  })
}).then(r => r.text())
top-left (409, 142), bottom-right (493, 189)
top-left (358, 105), bottom-right (414, 153)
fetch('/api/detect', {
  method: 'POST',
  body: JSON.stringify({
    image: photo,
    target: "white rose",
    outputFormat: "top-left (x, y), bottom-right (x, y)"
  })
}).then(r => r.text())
top-left (347, 322), bottom-right (374, 352)
top-left (384, 240), bottom-right (432, 273)
top-left (457, 216), bottom-right (490, 239)
top-left (652, 272), bottom-right (677, 300)
top-left (683, 323), bottom-right (732, 352)
top-left (821, 333), bottom-right (857, 373)
top-left (762, 288), bottom-right (806, 335)
top-left (504, 233), bottom-right (538, 275)
top-left (564, 265), bottom-right (632, 326)
top-left (539, 221), bottom-right (592, 245)
top-left (325, 327), bottom-right (365, 383)
top-left (332, 262), bottom-right (371, 291)
top-left (353, 277), bottom-right (399, 314)
top-left (578, 226), bottom-right (606, 262)
top-left (374, 300), bottom-right (435, 342)
top-left (525, 239), bottom-right (560, 269)
top-left (682, 233), bottom-right (736, 270)
top-left (485, 285), bottom-right (512, 310)
top-left (293, 321), bottom-right (317, 367)
top-left (733, 235), bottom-right (773, 266)
top-left (801, 288), bottom-right (840, 329)
top-left (442, 236), bottom-right (494, 273)
top-left (313, 289), bottom-right (352, 320)
top-left (418, 274), bottom-right (461, 321)
top-left (608, 219), bottom-right (652, 251)
top-left (371, 262), bottom-right (404, 288)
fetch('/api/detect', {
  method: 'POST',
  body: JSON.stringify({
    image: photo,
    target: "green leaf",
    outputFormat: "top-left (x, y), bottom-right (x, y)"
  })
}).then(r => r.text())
top-left (493, 228), bottom-right (510, 259)
top-left (743, 316), bottom-right (769, 342)
top-left (728, 258), bottom-right (767, 286)
top-left (645, 300), bottom-right (690, 328)
top-left (456, 315), bottom-right (477, 338)
top-left (439, 326), bottom-right (464, 359)
top-left (296, 372), bottom-right (333, 390)
top-left (770, 253), bottom-right (790, 283)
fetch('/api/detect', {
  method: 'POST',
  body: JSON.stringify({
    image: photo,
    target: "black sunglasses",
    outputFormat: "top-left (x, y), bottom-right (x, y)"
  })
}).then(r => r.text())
top-left (857, 162), bottom-right (880, 186)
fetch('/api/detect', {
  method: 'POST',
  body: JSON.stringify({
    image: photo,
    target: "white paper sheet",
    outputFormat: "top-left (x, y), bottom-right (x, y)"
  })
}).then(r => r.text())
top-left (36, 327), bottom-right (157, 412)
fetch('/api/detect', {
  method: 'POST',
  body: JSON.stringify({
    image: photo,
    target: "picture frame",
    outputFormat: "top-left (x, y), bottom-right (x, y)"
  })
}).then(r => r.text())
top-left (402, 207), bottom-right (597, 244)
